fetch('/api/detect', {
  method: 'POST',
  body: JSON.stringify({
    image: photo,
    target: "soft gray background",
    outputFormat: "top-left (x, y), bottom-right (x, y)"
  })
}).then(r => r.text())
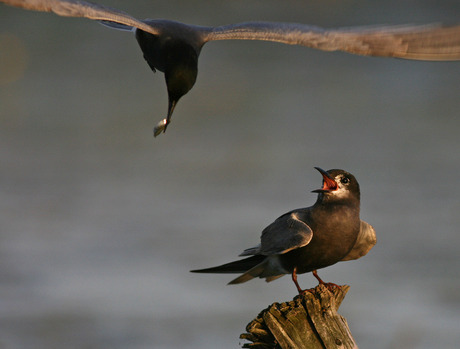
top-left (1, 1), bottom-right (459, 348)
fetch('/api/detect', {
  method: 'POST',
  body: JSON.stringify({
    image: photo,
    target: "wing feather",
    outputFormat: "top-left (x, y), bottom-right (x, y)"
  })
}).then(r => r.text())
top-left (208, 22), bottom-right (460, 61)
top-left (258, 212), bottom-right (313, 256)
top-left (341, 220), bottom-right (377, 261)
top-left (3, 1), bottom-right (460, 60)
top-left (1, 0), bottom-right (159, 35)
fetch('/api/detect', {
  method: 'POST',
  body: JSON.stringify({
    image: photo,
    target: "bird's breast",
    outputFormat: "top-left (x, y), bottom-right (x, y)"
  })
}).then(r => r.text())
top-left (281, 207), bottom-right (360, 274)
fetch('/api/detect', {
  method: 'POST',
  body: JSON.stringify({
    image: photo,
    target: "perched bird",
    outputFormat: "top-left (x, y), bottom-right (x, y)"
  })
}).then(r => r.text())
top-left (191, 167), bottom-right (376, 294)
top-left (2, 0), bottom-right (460, 136)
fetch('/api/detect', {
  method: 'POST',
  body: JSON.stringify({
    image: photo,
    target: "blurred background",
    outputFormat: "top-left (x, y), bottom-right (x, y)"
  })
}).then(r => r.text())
top-left (1, 0), bottom-right (459, 348)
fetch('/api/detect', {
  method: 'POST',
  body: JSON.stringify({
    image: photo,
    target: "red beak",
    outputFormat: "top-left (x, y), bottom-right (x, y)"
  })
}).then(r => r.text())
top-left (312, 167), bottom-right (338, 193)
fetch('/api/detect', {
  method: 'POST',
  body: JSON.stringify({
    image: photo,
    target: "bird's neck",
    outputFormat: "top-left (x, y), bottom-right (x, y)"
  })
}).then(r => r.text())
top-left (314, 197), bottom-right (360, 217)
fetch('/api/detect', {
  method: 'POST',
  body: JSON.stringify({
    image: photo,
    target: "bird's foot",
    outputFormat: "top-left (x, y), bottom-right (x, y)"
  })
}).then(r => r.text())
top-left (293, 268), bottom-right (342, 295)
top-left (321, 282), bottom-right (342, 292)
top-left (298, 287), bottom-right (315, 295)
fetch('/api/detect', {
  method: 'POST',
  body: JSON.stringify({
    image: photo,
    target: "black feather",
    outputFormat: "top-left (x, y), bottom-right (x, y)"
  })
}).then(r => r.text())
top-left (191, 255), bottom-right (265, 274)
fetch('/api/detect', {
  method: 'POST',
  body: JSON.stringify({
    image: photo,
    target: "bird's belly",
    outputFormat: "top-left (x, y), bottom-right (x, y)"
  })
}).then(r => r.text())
top-left (280, 231), bottom-right (357, 274)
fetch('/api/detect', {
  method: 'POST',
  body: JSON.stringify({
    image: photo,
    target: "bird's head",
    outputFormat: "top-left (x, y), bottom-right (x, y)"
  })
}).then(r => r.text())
top-left (312, 167), bottom-right (360, 203)
top-left (135, 20), bottom-right (205, 136)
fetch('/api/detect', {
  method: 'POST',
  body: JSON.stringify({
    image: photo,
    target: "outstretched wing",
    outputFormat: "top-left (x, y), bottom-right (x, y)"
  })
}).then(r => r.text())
top-left (1, 0), bottom-right (159, 35)
top-left (207, 22), bottom-right (460, 61)
top-left (253, 212), bottom-right (313, 256)
top-left (341, 220), bottom-right (377, 261)
top-left (3, 1), bottom-right (460, 61)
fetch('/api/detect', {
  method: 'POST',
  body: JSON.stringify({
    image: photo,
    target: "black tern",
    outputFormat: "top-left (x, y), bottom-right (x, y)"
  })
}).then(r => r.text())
top-left (2, 0), bottom-right (460, 136)
top-left (191, 167), bottom-right (376, 294)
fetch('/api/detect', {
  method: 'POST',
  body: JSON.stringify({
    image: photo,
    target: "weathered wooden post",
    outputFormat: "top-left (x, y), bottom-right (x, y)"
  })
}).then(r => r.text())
top-left (240, 284), bottom-right (357, 349)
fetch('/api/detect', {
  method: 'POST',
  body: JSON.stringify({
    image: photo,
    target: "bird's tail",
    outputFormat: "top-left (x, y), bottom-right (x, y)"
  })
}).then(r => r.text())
top-left (191, 255), bottom-right (284, 284)
top-left (191, 255), bottom-right (265, 274)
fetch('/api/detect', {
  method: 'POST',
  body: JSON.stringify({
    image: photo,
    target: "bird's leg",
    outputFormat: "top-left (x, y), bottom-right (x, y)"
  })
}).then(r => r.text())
top-left (291, 267), bottom-right (304, 294)
top-left (312, 269), bottom-right (326, 284)
top-left (312, 270), bottom-right (341, 291)
top-left (291, 267), bottom-right (314, 294)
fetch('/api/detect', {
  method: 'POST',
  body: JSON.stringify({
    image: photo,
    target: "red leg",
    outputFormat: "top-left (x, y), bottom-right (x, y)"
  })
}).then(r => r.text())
top-left (312, 270), bottom-right (341, 291)
top-left (291, 267), bottom-right (314, 294)
top-left (291, 267), bottom-right (303, 294)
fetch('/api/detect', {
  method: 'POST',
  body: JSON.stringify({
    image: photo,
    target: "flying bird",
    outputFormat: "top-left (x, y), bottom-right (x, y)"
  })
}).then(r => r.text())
top-left (2, 0), bottom-right (460, 136)
top-left (191, 167), bottom-right (376, 294)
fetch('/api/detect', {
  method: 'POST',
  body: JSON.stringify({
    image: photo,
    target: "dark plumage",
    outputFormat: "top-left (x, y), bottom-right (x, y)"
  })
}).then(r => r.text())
top-left (2, 0), bottom-right (460, 136)
top-left (133, 20), bottom-right (204, 135)
top-left (191, 167), bottom-right (377, 294)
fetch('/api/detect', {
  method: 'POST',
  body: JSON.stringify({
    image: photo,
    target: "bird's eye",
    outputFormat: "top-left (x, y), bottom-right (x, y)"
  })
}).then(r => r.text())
top-left (341, 177), bottom-right (350, 184)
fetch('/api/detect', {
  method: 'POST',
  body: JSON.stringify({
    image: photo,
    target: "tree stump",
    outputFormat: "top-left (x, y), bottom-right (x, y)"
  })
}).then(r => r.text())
top-left (240, 284), bottom-right (357, 349)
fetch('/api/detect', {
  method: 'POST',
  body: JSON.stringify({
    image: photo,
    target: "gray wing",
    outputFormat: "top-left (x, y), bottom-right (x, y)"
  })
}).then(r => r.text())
top-left (1, 0), bottom-right (159, 35)
top-left (341, 220), bottom-right (377, 261)
top-left (4, 1), bottom-right (460, 61)
top-left (241, 212), bottom-right (313, 257)
top-left (207, 22), bottom-right (460, 61)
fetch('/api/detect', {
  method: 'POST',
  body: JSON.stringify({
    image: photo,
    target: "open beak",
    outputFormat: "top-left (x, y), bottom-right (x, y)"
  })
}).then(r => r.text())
top-left (312, 167), bottom-right (338, 193)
